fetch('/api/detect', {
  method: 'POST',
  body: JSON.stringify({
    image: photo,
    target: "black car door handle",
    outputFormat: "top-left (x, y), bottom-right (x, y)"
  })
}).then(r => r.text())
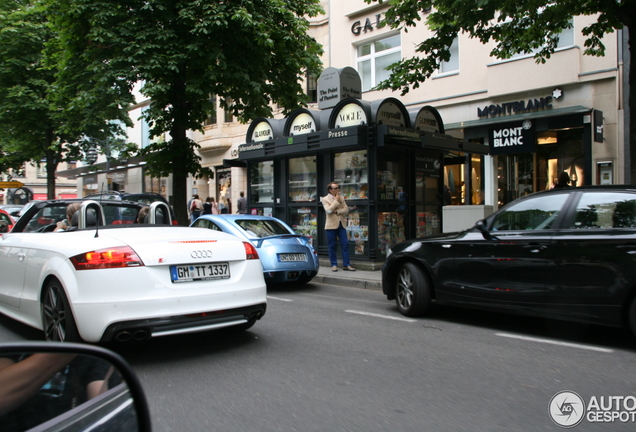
top-left (523, 245), bottom-right (547, 253)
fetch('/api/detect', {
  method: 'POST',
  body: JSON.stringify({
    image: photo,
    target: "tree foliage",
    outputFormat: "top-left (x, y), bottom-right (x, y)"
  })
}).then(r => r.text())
top-left (0, 0), bottom-right (131, 198)
top-left (367, 0), bottom-right (636, 181)
top-left (51, 0), bottom-right (324, 224)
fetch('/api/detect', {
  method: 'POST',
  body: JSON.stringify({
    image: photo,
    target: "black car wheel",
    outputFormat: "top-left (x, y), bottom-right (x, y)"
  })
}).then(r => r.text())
top-left (395, 262), bottom-right (432, 317)
top-left (42, 279), bottom-right (80, 342)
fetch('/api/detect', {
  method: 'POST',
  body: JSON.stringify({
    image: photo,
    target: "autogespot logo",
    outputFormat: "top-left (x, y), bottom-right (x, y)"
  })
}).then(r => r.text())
top-left (549, 391), bottom-right (585, 428)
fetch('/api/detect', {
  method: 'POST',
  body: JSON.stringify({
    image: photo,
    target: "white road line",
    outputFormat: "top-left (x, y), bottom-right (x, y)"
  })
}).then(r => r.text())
top-left (495, 333), bottom-right (614, 353)
top-left (345, 310), bottom-right (417, 322)
top-left (266, 295), bottom-right (294, 302)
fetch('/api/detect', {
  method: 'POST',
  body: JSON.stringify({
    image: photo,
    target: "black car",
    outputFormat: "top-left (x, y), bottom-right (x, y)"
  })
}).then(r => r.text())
top-left (382, 185), bottom-right (636, 338)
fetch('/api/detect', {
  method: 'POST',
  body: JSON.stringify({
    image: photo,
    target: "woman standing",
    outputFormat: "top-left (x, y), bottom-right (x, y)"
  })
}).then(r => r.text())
top-left (210, 197), bottom-right (220, 214)
top-left (190, 194), bottom-right (203, 222)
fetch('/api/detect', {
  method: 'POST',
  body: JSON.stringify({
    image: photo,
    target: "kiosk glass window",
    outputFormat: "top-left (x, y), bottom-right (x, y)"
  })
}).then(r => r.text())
top-left (333, 151), bottom-right (368, 200)
top-left (377, 152), bottom-right (409, 255)
top-left (289, 156), bottom-right (317, 203)
top-left (250, 161), bottom-right (274, 204)
top-left (290, 206), bottom-right (318, 246)
top-left (346, 206), bottom-right (369, 257)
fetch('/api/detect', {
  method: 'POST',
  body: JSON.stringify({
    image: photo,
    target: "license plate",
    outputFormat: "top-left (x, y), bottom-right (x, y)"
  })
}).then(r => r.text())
top-left (170, 262), bottom-right (230, 283)
top-left (278, 253), bottom-right (307, 262)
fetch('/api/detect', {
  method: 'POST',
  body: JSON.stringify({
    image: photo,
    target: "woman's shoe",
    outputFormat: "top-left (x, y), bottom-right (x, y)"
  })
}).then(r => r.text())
top-left (343, 266), bottom-right (356, 271)
top-left (331, 266), bottom-right (338, 272)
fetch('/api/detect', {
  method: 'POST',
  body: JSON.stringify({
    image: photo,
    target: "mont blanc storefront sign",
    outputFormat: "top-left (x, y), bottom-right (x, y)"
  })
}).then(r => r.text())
top-left (489, 120), bottom-right (536, 155)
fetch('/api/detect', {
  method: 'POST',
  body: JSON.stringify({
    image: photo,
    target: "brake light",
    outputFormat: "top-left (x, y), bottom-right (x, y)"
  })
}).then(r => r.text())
top-left (243, 242), bottom-right (259, 260)
top-left (70, 246), bottom-right (144, 270)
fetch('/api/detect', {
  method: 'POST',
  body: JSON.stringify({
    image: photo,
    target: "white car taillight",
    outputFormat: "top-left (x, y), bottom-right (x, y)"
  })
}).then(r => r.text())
top-left (244, 242), bottom-right (259, 260)
top-left (70, 246), bottom-right (144, 270)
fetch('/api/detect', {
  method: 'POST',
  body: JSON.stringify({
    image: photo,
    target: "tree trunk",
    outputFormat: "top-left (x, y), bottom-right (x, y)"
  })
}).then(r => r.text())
top-left (45, 148), bottom-right (57, 199)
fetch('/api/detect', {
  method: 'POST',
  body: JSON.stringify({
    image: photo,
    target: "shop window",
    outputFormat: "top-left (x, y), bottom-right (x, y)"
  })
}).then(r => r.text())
top-left (438, 37), bottom-right (459, 74)
top-left (334, 151), bottom-right (368, 200)
top-left (356, 34), bottom-right (401, 91)
top-left (290, 206), bottom-right (317, 246)
top-left (444, 152), bottom-right (484, 205)
top-left (377, 151), bottom-right (408, 253)
top-left (289, 156), bottom-right (317, 203)
top-left (250, 161), bottom-right (274, 204)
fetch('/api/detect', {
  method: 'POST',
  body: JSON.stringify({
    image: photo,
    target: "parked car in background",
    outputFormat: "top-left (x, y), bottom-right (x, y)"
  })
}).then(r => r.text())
top-left (0, 199), bottom-right (267, 343)
top-left (0, 204), bottom-right (23, 218)
top-left (191, 214), bottom-right (319, 285)
top-left (382, 185), bottom-right (636, 339)
top-left (0, 209), bottom-right (15, 232)
top-left (85, 191), bottom-right (177, 224)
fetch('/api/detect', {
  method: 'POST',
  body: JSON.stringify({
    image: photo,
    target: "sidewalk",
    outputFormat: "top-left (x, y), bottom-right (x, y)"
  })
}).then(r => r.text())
top-left (313, 262), bottom-right (383, 291)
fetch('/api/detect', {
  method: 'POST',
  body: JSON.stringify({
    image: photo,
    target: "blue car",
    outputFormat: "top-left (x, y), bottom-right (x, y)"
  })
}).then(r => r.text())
top-left (191, 215), bottom-right (319, 285)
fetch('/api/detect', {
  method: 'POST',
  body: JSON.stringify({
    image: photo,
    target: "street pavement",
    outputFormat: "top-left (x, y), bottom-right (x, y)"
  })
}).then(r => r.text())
top-left (313, 260), bottom-right (382, 291)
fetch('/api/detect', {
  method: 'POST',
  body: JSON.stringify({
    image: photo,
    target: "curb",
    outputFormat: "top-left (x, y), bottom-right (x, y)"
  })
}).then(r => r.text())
top-left (312, 274), bottom-right (382, 291)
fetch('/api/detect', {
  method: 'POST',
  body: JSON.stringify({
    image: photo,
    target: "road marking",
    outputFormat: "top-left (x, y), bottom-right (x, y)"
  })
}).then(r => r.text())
top-left (345, 310), bottom-right (417, 322)
top-left (267, 295), bottom-right (293, 302)
top-left (495, 333), bottom-right (613, 353)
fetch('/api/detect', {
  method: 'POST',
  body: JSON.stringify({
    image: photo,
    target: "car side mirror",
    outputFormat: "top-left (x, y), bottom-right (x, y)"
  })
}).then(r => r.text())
top-left (0, 220), bottom-right (7, 233)
top-left (0, 342), bottom-right (151, 432)
top-left (475, 219), bottom-right (496, 241)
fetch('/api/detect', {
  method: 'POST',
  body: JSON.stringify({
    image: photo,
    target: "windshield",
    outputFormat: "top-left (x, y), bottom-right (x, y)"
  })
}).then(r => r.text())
top-left (235, 219), bottom-right (291, 238)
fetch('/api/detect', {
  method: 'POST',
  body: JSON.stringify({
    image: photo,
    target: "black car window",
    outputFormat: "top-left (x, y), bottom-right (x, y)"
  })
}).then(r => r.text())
top-left (24, 205), bottom-right (68, 232)
top-left (236, 220), bottom-right (290, 238)
top-left (571, 192), bottom-right (636, 229)
top-left (491, 194), bottom-right (569, 231)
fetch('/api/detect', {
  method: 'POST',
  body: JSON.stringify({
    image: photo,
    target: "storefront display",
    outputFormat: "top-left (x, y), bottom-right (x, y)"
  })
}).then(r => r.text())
top-left (250, 161), bottom-right (274, 203)
top-left (290, 206), bottom-right (317, 246)
top-left (334, 151), bottom-right (368, 200)
top-left (289, 156), bottom-right (317, 202)
top-left (378, 211), bottom-right (405, 255)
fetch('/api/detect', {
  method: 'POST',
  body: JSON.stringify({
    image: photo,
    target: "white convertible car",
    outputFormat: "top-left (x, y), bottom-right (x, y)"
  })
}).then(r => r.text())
top-left (0, 199), bottom-right (267, 343)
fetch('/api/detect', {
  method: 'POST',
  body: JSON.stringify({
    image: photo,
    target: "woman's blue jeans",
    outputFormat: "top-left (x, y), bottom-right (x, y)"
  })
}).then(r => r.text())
top-left (326, 222), bottom-right (350, 267)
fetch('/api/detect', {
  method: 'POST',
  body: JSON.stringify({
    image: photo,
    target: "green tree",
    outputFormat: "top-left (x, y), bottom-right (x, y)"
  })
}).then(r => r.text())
top-left (52, 0), bottom-right (324, 224)
top-left (0, 0), bottom-right (130, 199)
top-left (366, 0), bottom-right (635, 181)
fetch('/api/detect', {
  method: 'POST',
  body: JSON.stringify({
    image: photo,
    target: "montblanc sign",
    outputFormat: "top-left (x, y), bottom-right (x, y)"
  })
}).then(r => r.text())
top-left (489, 120), bottom-right (536, 155)
top-left (477, 89), bottom-right (563, 118)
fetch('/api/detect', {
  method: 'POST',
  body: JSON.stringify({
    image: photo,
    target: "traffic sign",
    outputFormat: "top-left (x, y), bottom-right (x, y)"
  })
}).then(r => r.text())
top-left (0, 181), bottom-right (24, 188)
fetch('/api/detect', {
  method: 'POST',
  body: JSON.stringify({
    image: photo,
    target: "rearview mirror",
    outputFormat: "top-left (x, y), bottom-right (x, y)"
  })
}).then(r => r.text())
top-left (475, 219), bottom-right (496, 241)
top-left (0, 342), bottom-right (151, 432)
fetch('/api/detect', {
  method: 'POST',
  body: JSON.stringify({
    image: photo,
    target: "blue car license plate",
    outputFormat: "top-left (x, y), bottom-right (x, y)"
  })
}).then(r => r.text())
top-left (170, 262), bottom-right (230, 283)
top-left (278, 253), bottom-right (307, 262)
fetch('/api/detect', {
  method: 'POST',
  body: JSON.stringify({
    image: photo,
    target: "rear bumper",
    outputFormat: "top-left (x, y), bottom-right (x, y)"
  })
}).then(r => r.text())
top-left (100, 303), bottom-right (266, 342)
top-left (264, 269), bottom-right (317, 283)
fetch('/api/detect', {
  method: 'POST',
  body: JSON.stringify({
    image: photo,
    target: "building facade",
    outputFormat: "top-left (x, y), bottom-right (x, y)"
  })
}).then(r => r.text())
top-left (61, 2), bottom-right (624, 257)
